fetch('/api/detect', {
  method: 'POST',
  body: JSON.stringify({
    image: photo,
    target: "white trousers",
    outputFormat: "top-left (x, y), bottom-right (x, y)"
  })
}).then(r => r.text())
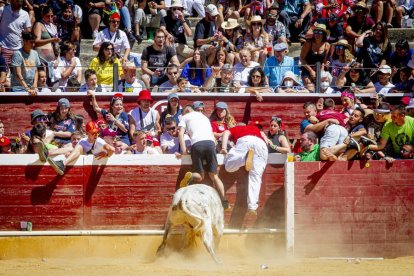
top-left (224, 136), bottom-right (268, 211)
top-left (182, 0), bottom-right (205, 17)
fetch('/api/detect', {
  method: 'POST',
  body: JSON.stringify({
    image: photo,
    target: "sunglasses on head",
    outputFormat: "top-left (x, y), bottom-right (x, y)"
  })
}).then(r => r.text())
top-left (272, 116), bottom-right (282, 122)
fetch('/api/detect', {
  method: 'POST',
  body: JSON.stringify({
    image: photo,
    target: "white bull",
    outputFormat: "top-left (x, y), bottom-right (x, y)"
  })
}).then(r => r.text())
top-left (157, 184), bottom-right (224, 264)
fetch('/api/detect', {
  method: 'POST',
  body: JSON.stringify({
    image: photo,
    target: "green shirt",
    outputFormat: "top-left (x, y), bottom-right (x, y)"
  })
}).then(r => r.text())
top-left (299, 144), bottom-right (320, 162)
top-left (381, 116), bottom-right (414, 154)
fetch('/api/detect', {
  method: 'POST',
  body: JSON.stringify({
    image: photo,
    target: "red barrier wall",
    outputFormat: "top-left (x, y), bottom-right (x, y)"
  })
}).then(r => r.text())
top-left (0, 156), bottom-right (285, 231)
top-left (293, 160), bottom-right (414, 258)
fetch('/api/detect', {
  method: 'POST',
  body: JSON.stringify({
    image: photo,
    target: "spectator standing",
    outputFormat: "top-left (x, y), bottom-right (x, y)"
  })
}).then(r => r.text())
top-left (220, 123), bottom-right (269, 214)
top-left (32, 6), bottom-right (61, 64)
top-left (0, 0), bottom-right (32, 66)
top-left (140, 28), bottom-right (179, 89)
top-left (10, 31), bottom-right (40, 94)
top-left (128, 90), bottom-right (161, 139)
top-left (264, 42), bottom-right (295, 89)
top-left (279, 0), bottom-right (312, 43)
top-left (178, 105), bottom-right (229, 209)
top-left (160, 0), bottom-right (193, 63)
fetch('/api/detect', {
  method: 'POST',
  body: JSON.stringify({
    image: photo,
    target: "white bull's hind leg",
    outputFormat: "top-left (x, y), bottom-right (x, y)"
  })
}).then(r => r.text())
top-left (202, 223), bottom-right (222, 264)
top-left (157, 217), bottom-right (172, 255)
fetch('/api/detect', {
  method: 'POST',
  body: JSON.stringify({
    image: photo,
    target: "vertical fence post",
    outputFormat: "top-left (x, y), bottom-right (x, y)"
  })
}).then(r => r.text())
top-left (113, 63), bottom-right (119, 92)
top-left (315, 62), bottom-right (321, 94)
top-left (285, 161), bottom-right (295, 257)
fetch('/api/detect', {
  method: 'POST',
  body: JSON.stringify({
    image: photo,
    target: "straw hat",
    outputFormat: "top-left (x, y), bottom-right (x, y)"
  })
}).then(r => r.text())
top-left (249, 15), bottom-right (264, 26)
top-left (221, 18), bottom-right (239, 30)
top-left (352, 1), bottom-right (369, 13)
top-left (313, 23), bottom-right (330, 37)
top-left (333, 39), bottom-right (352, 51)
top-left (170, 0), bottom-right (183, 8)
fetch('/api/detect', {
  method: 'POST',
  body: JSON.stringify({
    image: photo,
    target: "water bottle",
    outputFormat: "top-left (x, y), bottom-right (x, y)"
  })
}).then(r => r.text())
top-left (184, 82), bottom-right (191, 93)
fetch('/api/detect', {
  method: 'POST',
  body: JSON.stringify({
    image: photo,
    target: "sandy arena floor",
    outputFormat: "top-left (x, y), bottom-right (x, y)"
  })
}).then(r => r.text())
top-left (1, 254), bottom-right (414, 276)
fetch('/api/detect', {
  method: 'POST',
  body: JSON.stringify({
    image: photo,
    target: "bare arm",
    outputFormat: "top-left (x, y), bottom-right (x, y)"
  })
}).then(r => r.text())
top-left (220, 130), bottom-right (231, 153)
top-left (87, 90), bottom-right (103, 114)
top-left (178, 126), bottom-right (187, 154)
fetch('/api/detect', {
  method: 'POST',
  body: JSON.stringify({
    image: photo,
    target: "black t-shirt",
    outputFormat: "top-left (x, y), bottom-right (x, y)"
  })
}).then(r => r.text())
top-left (160, 12), bottom-right (189, 44)
top-left (139, 0), bottom-right (163, 15)
top-left (317, 18), bottom-right (344, 42)
top-left (346, 15), bottom-right (375, 35)
top-left (141, 45), bottom-right (176, 72)
top-left (0, 55), bottom-right (6, 73)
top-left (193, 18), bottom-right (217, 45)
top-left (344, 72), bottom-right (371, 88)
top-left (357, 37), bottom-right (392, 69)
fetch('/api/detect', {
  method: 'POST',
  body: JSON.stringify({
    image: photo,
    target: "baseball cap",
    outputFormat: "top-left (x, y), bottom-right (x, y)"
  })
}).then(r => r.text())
top-left (192, 101), bottom-right (204, 109)
top-left (274, 42), bottom-right (287, 51)
top-left (216, 102), bottom-right (227, 109)
top-left (86, 121), bottom-right (100, 134)
top-left (206, 4), bottom-right (219, 16)
top-left (168, 93), bottom-right (179, 101)
top-left (401, 96), bottom-right (411, 105)
top-left (30, 109), bottom-right (46, 122)
top-left (58, 98), bottom-right (70, 108)
top-left (378, 65), bottom-right (392, 75)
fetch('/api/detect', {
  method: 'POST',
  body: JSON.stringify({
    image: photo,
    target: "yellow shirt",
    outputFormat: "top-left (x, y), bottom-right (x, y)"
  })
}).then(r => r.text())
top-left (89, 57), bottom-right (123, 86)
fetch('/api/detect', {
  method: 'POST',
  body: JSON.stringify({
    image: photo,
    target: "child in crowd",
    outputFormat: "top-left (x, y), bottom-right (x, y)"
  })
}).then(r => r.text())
top-left (127, 130), bottom-right (162, 155)
top-left (79, 69), bottom-right (107, 93)
top-left (37, 70), bottom-right (51, 93)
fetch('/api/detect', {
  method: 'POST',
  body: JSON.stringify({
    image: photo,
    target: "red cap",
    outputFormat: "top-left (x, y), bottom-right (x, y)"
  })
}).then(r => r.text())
top-left (110, 12), bottom-right (121, 21)
top-left (0, 136), bottom-right (10, 147)
top-left (331, 8), bottom-right (344, 19)
top-left (401, 96), bottom-right (411, 105)
top-left (113, 93), bottom-right (123, 99)
top-left (146, 134), bottom-right (160, 146)
top-left (86, 121), bottom-right (100, 134)
top-left (137, 90), bottom-right (153, 103)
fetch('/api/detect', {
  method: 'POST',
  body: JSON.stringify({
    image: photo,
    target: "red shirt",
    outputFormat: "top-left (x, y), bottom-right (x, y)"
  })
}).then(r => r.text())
top-left (229, 125), bottom-right (264, 144)
top-left (211, 121), bottom-right (228, 134)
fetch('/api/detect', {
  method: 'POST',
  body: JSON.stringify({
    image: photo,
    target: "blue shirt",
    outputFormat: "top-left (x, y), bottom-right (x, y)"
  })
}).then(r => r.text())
top-left (283, 0), bottom-right (309, 16)
top-left (264, 56), bottom-right (295, 88)
top-left (180, 63), bottom-right (212, 87)
top-left (300, 119), bottom-right (311, 134)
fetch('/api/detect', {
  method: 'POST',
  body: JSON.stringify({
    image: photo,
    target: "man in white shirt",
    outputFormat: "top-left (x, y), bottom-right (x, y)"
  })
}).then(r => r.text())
top-left (118, 62), bottom-right (144, 93)
top-left (233, 49), bottom-right (260, 93)
top-left (129, 130), bottom-right (162, 154)
top-left (0, 0), bottom-right (31, 66)
top-left (374, 65), bottom-right (395, 95)
top-left (178, 105), bottom-right (229, 209)
top-left (128, 90), bottom-right (161, 139)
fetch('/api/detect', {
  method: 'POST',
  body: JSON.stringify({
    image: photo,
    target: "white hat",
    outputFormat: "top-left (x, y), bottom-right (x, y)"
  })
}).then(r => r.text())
top-left (170, 0), bottom-right (183, 8)
top-left (378, 65), bottom-right (392, 75)
top-left (406, 98), bottom-right (414, 109)
top-left (221, 18), bottom-right (239, 30)
top-left (206, 4), bottom-right (219, 16)
top-left (282, 71), bottom-right (300, 85)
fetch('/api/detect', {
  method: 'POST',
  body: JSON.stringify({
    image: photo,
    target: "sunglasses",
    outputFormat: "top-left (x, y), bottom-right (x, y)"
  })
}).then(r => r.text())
top-left (272, 116), bottom-right (282, 122)
top-left (314, 30), bottom-right (324, 35)
top-left (171, 7), bottom-right (182, 11)
top-left (168, 71), bottom-right (178, 75)
top-left (112, 96), bottom-right (123, 101)
top-left (167, 126), bottom-right (176, 131)
top-left (251, 23), bottom-right (262, 26)
top-left (355, 8), bottom-right (365, 13)
top-left (267, 14), bottom-right (277, 19)
top-left (336, 45), bottom-right (345, 50)
top-left (110, 20), bottom-right (120, 24)
top-left (36, 116), bottom-right (48, 122)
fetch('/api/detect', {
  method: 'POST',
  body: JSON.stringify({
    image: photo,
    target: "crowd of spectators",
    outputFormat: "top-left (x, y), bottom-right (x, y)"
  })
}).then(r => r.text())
top-left (0, 0), bottom-right (413, 167)
top-left (0, 0), bottom-right (414, 95)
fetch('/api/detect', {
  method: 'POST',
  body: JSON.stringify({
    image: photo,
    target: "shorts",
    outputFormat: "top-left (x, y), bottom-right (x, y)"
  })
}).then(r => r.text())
top-left (320, 124), bottom-right (348, 148)
top-left (190, 140), bottom-right (218, 174)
